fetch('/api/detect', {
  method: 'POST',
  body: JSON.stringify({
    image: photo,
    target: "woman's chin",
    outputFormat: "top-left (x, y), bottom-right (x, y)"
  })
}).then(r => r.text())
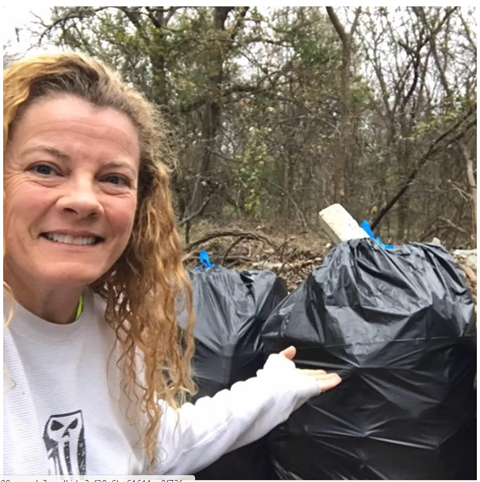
top-left (36, 266), bottom-right (109, 288)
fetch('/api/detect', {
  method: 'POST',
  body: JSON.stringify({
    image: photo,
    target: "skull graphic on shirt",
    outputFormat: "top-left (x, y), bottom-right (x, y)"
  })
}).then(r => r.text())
top-left (43, 410), bottom-right (86, 475)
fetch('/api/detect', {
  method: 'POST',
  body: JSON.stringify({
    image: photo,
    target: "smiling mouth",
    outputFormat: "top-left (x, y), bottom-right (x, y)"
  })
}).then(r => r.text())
top-left (41, 233), bottom-right (104, 246)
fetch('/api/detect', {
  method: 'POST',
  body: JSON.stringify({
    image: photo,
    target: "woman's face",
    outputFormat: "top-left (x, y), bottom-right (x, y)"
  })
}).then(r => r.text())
top-left (4, 94), bottom-right (140, 290)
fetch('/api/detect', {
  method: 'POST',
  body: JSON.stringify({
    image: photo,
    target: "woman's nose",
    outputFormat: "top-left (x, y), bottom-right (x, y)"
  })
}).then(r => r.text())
top-left (56, 179), bottom-right (104, 218)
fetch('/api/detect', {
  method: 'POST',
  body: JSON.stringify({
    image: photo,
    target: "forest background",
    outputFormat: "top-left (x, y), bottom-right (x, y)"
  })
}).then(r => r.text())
top-left (4, 6), bottom-right (477, 280)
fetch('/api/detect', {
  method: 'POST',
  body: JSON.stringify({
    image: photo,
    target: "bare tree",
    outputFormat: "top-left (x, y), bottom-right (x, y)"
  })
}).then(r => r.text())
top-left (326, 7), bottom-right (362, 205)
top-left (3, 42), bottom-right (20, 70)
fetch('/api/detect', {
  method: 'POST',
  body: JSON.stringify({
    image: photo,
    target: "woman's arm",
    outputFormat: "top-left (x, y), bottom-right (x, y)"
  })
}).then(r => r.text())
top-left (155, 353), bottom-right (327, 475)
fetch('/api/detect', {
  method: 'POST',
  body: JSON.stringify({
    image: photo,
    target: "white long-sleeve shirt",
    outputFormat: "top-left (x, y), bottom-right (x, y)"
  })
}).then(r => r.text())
top-left (3, 290), bottom-right (320, 475)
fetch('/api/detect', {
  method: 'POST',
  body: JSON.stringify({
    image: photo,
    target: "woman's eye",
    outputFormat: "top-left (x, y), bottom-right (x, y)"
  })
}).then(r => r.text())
top-left (31, 164), bottom-right (56, 176)
top-left (102, 175), bottom-right (129, 186)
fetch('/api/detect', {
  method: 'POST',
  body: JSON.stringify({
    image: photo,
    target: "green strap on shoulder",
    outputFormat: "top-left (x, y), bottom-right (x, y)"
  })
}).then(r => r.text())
top-left (75, 295), bottom-right (84, 321)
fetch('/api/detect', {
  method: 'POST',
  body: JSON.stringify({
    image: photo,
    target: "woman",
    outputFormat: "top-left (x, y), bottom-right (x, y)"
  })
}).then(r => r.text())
top-left (3, 52), bottom-right (342, 475)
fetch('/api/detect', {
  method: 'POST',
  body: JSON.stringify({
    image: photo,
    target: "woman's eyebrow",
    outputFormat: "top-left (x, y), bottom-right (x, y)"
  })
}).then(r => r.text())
top-left (22, 145), bottom-right (71, 161)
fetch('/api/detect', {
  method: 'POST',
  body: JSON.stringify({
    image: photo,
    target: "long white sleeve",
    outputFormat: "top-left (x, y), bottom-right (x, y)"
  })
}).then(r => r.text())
top-left (155, 354), bottom-right (320, 475)
top-left (3, 291), bottom-right (321, 476)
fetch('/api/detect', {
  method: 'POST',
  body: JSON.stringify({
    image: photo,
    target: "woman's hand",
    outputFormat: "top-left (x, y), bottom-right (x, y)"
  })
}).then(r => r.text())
top-left (280, 346), bottom-right (342, 392)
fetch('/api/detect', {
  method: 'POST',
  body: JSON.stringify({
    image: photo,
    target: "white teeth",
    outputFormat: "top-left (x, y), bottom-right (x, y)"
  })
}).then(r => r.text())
top-left (45, 233), bottom-right (98, 246)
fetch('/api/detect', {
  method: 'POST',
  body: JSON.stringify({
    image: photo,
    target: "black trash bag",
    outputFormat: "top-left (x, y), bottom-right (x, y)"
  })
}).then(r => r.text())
top-left (262, 239), bottom-right (476, 480)
top-left (184, 267), bottom-right (288, 480)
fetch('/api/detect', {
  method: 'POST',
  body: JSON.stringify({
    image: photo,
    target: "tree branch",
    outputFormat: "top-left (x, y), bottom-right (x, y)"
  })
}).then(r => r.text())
top-left (35, 7), bottom-right (119, 44)
top-left (326, 7), bottom-right (347, 45)
top-left (228, 7), bottom-right (249, 40)
top-left (184, 230), bottom-right (276, 254)
top-left (178, 184), bottom-right (219, 227)
top-left (165, 7), bottom-right (180, 26)
top-left (371, 107), bottom-right (476, 229)
top-left (350, 7), bottom-right (362, 37)
top-left (457, 139), bottom-right (477, 242)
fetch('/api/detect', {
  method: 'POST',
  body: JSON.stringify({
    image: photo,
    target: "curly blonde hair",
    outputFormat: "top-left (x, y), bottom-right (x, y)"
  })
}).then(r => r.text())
top-left (3, 52), bottom-right (196, 468)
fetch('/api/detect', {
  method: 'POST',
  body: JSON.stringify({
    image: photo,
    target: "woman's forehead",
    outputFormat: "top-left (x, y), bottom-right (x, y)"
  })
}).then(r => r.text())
top-left (9, 95), bottom-right (141, 166)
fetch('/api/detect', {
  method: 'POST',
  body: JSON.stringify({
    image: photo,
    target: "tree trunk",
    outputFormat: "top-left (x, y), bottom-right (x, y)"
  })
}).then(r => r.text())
top-left (459, 140), bottom-right (477, 244)
top-left (326, 7), bottom-right (361, 206)
top-left (192, 7), bottom-right (234, 212)
top-left (333, 45), bottom-right (350, 205)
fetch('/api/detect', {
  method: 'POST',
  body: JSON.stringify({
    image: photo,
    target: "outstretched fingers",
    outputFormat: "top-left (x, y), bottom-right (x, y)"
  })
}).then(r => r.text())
top-left (300, 369), bottom-right (327, 375)
top-left (277, 347), bottom-right (342, 392)
top-left (299, 369), bottom-right (342, 392)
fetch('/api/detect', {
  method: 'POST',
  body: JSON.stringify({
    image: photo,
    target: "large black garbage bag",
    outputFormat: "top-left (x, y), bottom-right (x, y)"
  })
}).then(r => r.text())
top-left (186, 267), bottom-right (288, 480)
top-left (262, 239), bottom-right (476, 480)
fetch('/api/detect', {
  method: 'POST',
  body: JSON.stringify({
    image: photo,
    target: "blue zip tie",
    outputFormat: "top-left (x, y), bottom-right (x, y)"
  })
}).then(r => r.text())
top-left (195, 250), bottom-right (216, 270)
top-left (361, 220), bottom-right (394, 250)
